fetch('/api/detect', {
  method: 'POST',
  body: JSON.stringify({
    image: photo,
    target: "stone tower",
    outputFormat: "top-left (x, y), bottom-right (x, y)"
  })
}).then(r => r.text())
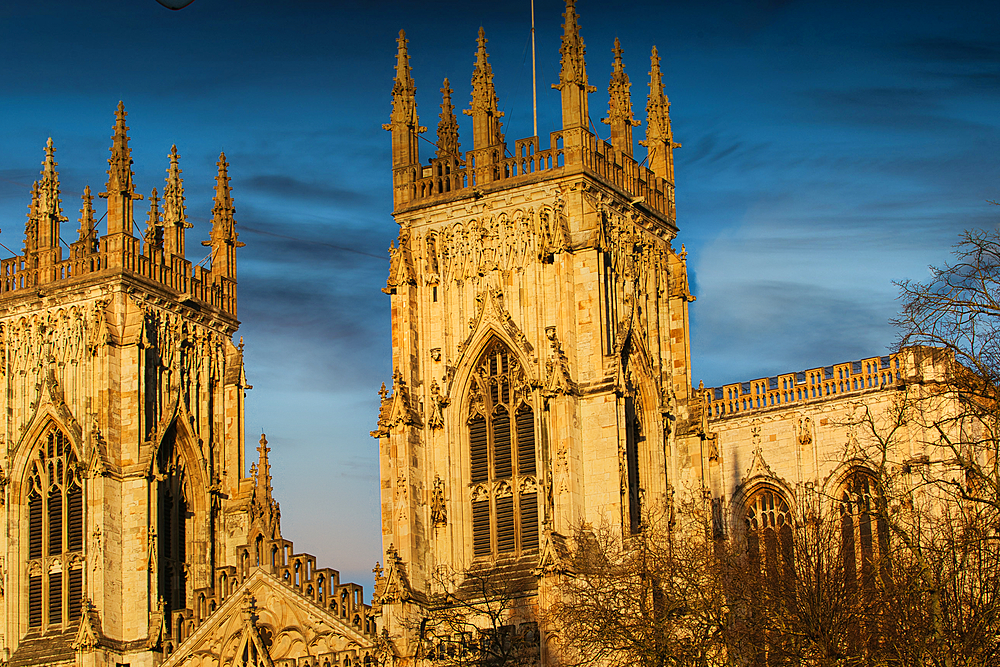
top-left (0, 102), bottom-right (250, 667)
top-left (374, 2), bottom-right (695, 663)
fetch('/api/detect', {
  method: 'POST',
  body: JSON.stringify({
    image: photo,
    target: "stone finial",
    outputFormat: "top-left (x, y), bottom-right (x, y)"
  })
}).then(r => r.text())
top-left (465, 27), bottom-right (504, 152)
top-left (202, 152), bottom-right (244, 280)
top-left (77, 186), bottom-right (98, 252)
top-left (163, 145), bottom-right (191, 259)
top-left (436, 78), bottom-right (461, 159)
top-left (640, 46), bottom-right (680, 185)
top-left (144, 188), bottom-right (164, 257)
top-left (99, 101), bottom-right (143, 236)
top-left (552, 0), bottom-right (596, 131)
top-left (602, 38), bottom-right (639, 156)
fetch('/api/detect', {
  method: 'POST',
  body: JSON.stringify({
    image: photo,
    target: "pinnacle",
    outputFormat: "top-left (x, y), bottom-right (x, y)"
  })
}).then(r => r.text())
top-left (78, 185), bottom-right (96, 244)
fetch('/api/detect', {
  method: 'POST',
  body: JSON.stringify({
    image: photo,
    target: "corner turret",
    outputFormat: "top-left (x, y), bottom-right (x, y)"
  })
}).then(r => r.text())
top-left (383, 30), bottom-right (426, 210)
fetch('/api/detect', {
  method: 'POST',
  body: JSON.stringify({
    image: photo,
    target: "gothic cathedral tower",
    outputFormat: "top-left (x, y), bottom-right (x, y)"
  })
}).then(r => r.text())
top-left (0, 104), bottom-right (251, 667)
top-left (374, 2), bottom-right (698, 663)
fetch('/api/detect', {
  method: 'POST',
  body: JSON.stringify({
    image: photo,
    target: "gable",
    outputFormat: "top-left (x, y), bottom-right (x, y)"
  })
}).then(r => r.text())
top-left (163, 571), bottom-right (374, 667)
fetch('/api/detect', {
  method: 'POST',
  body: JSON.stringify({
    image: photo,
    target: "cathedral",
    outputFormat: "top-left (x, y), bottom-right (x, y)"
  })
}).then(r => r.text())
top-left (0, 104), bottom-right (377, 667)
top-left (372, 1), bottom-right (954, 666)
top-left (0, 2), bottom-right (964, 667)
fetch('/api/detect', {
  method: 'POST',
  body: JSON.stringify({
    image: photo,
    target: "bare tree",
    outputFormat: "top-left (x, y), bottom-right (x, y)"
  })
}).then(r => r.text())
top-left (416, 560), bottom-right (541, 667)
top-left (548, 503), bottom-right (730, 667)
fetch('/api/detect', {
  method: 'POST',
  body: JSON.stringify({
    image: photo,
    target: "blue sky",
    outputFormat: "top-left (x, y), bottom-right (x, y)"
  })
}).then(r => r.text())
top-left (2, 0), bottom-right (999, 590)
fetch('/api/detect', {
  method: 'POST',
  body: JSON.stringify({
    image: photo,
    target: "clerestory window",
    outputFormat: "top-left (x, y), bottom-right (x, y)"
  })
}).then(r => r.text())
top-left (468, 340), bottom-right (539, 558)
top-left (25, 424), bottom-right (84, 631)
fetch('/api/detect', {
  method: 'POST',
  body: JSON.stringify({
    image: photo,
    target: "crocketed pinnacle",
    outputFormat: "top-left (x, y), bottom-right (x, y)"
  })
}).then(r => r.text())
top-left (163, 145), bottom-right (191, 258)
top-left (207, 153), bottom-right (240, 243)
top-left (602, 38), bottom-right (639, 156)
top-left (103, 101), bottom-right (135, 201)
top-left (202, 153), bottom-right (244, 277)
top-left (552, 0), bottom-right (595, 129)
top-left (436, 78), bottom-right (461, 159)
top-left (465, 27), bottom-right (504, 150)
top-left (77, 186), bottom-right (98, 250)
top-left (24, 181), bottom-right (39, 256)
top-left (250, 434), bottom-right (281, 539)
top-left (37, 138), bottom-right (67, 228)
top-left (640, 46), bottom-right (679, 183)
top-left (383, 30), bottom-right (425, 171)
top-left (144, 188), bottom-right (164, 254)
top-left (100, 101), bottom-right (142, 235)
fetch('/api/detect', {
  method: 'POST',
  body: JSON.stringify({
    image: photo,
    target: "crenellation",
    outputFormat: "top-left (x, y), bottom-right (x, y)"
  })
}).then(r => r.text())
top-left (703, 353), bottom-right (904, 420)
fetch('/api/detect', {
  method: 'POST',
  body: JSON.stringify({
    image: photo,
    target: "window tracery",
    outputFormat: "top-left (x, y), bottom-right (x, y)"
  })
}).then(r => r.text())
top-left (839, 469), bottom-right (887, 585)
top-left (157, 424), bottom-right (189, 620)
top-left (744, 487), bottom-right (793, 576)
top-left (468, 339), bottom-right (538, 558)
top-left (25, 423), bottom-right (83, 631)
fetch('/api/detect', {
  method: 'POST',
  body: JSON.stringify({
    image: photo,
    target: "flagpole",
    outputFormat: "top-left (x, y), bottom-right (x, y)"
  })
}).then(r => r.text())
top-left (531, 0), bottom-right (538, 139)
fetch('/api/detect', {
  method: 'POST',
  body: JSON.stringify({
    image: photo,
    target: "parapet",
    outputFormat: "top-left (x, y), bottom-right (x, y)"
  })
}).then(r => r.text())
top-left (386, 0), bottom-right (679, 226)
top-left (702, 353), bottom-right (904, 420)
top-left (1, 103), bottom-right (242, 320)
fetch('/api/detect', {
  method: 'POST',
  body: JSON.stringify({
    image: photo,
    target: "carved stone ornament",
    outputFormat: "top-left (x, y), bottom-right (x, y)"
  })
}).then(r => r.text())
top-left (427, 380), bottom-right (448, 430)
top-left (370, 373), bottom-right (423, 438)
top-left (542, 326), bottom-right (575, 397)
top-left (452, 287), bottom-right (535, 394)
top-left (798, 416), bottom-right (813, 447)
top-left (430, 475), bottom-right (447, 527)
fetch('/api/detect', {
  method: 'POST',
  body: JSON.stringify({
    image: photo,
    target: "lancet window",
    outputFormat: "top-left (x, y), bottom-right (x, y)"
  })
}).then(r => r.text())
top-left (25, 424), bottom-right (84, 631)
top-left (839, 469), bottom-right (887, 585)
top-left (157, 425), bottom-right (189, 619)
top-left (744, 487), bottom-right (793, 576)
top-left (468, 340), bottom-right (539, 558)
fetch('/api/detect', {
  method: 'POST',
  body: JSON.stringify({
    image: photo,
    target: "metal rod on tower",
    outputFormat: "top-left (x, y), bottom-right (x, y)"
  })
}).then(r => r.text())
top-left (531, 0), bottom-right (538, 139)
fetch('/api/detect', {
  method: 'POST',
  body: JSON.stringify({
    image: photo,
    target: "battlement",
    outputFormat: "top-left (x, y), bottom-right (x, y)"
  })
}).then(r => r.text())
top-left (1, 103), bottom-right (242, 319)
top-left (703, 353), bottom-right (904, 420)
top-left (387, 0), bottom-right (678, 225)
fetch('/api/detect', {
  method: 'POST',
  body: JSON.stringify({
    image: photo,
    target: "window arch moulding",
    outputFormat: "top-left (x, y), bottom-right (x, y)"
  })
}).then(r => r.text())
top-left (448, 287), bottom-right (536, 397)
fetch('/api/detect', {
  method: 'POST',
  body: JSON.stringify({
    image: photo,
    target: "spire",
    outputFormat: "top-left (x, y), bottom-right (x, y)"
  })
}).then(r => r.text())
top-left (250, 434), bottom-right (281, 539)
top-left (99, 101), bottom-right (143, 236)
top-left (640, 46), bottom-right (680, 185)
top-left (552, 0), bottom-right (596, 131)
top-left (436, 78), bottom-right (461, 159)
top-left (144, 188), bottom-right (164, 258)
top-left (77, 186), bottom-right (99, 253)
top-left (162, 145), bottom-right (191, 259)
top-left (202, 152), bottom-right (244, 280)
top-left (602, 38), bottom-right (640, 156)
top-left (383, 30), bottom-right (425, 209)
top-left (24, 181), bottom-right (39, 258)
top-left (465, 27), bottom-right (504, 151)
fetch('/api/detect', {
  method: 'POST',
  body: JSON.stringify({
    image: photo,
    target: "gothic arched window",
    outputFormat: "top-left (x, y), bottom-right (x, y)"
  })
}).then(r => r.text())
top-left (744, 487), bottom-right (793, 577)
top-left (157, 425), bottom-right (189, 619)
top-left (25, 423), bottom-right (84, 631)
top-left (839, 469), bottom-right (887, 586)
top-left (468, 340), bottom-right (538, 558)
